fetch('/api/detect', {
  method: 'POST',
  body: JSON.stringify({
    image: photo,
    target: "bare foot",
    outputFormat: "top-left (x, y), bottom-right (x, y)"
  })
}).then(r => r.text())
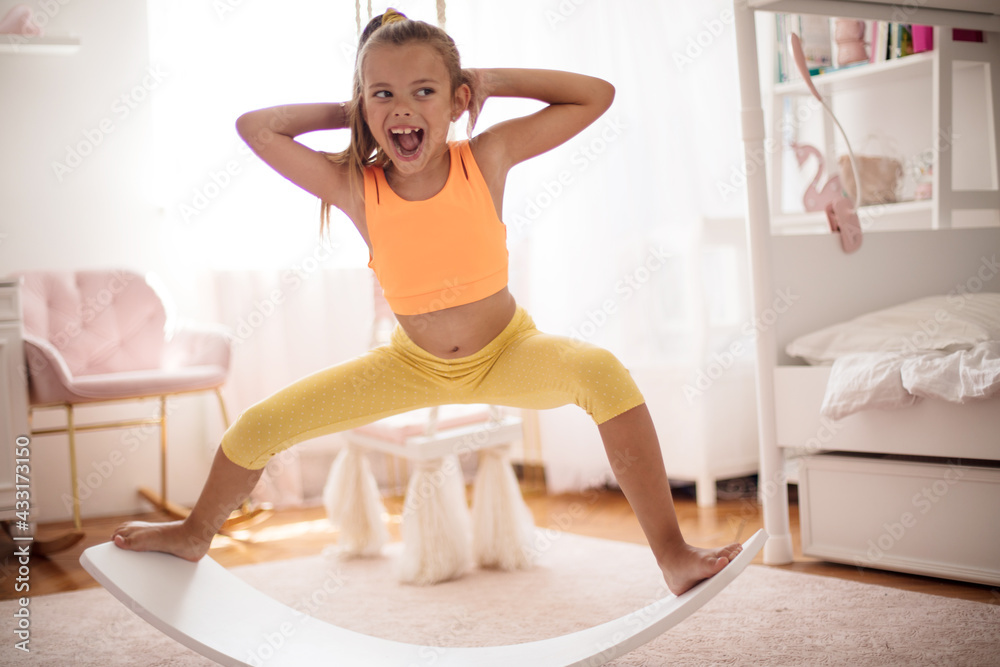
top-left (659, 541), bottom-right (743, 596)
top-left (112, 520), bottom-right (211, 562)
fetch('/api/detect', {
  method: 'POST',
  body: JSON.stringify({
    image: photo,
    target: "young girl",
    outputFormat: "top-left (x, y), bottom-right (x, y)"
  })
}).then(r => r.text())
top-left (114, 9), bottom-right (741, 596)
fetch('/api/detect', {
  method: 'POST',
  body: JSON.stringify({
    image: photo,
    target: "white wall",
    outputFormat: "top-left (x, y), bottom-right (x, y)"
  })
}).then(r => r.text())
top-left (0, 0), bottom-right (217, 521)
top-left (1, 0), bottom-right (165, 274)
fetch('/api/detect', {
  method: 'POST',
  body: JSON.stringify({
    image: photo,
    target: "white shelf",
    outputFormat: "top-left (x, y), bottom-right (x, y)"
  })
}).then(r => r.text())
top-left (773, 199), bottom-right (933, 233)
top-left (775, 51), bottom-right (933, 96)
top-left (0, 34), bottom-right (80, 55)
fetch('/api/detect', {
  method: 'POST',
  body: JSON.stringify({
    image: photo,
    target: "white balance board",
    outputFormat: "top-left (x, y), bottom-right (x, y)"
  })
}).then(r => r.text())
top-left (81, 529), bottom-right (767, 666)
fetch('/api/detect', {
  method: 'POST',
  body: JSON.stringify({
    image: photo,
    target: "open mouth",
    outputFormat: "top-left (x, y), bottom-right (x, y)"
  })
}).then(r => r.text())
top-left (390, 127), bottom-right (424, 160)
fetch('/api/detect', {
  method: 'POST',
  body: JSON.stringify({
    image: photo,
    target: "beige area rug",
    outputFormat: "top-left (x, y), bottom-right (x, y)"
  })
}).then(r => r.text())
top-left (3, 531), bottom-right (998, 666)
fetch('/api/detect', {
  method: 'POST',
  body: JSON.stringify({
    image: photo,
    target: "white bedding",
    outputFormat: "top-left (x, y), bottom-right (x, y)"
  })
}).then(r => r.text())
top-left (787, 294), bottom-right (1000, 365)
top-left (785, 293), bottom-right (1000, 420)
top-left (820, 342), bottom-right (1000, 420)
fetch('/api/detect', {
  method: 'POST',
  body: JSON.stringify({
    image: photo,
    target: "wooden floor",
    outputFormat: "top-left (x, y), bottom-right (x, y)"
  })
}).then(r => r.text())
top-left (2, 485), bottom-right (997, 604)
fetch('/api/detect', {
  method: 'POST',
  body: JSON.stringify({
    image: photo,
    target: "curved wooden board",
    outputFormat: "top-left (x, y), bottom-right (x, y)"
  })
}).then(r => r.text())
top-left (81, 529), bottom-right (767, 666)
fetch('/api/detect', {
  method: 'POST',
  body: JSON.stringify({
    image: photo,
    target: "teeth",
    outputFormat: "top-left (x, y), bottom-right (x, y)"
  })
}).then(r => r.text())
top-left (391, 128), bottom-right (416, 134)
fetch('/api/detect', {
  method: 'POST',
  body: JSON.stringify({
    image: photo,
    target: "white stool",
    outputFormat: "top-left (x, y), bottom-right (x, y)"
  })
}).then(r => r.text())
top-left (324, 404), bottom-right (536, 585)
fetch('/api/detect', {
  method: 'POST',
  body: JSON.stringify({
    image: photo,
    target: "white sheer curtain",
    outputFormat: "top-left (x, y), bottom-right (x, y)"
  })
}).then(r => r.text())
top-left (448, 3), bottom-right (753, 491)
top-left (149, 1), bottom-right (751, 502)
top-left (446, 2), bottom-right (746, 347)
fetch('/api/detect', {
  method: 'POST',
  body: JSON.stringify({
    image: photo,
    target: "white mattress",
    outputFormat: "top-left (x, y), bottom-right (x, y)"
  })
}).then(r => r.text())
top-left (774, 365), bottom-right (1000, 461)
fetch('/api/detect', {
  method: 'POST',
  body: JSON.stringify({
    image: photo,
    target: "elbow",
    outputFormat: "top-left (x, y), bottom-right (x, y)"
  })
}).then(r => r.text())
top-left (591, 77), bottom-right (615, 114)
top-left (235, 111), bottom-right (257, 143)
top-left (235, 111), bottom-right (274, 152)
top-left (600, 79), bottom-right (615, 112)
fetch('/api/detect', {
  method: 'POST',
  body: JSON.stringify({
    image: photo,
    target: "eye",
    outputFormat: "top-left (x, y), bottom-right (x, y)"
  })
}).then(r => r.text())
top-left (373, 90), bottom-right (392, 99)
top-left (416, 87), bottom-right (434, 97)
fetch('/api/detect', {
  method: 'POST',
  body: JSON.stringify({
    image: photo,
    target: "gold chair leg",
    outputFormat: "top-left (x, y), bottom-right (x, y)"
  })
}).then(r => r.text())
top-left (66, 404), bottom-right (82, 531)
top-left (386, 452), bottom-right (398, 496)
top-left (139, 395), bottom-right (190, 520)
top-left (215, 387), bottom-right (231, 428)
top-left (20, 406), bottom-right (84, 553)
top-left (160, 396), bottom-right (168, 513)
top-left (137, 388), bottom-right (269, 532)
top-left (521, 409), bottom-right (546, 494)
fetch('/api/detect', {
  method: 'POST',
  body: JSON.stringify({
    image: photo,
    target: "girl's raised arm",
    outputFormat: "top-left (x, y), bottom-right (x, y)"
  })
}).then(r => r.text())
top-left (468, 68), bottom-right (615, 174)
top-left (235, 103), bottom-right (362, 221)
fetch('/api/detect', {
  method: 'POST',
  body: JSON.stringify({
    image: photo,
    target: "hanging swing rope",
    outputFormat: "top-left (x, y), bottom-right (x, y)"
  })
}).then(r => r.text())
top-left (436, 0), bottom-right (446, 30)
top-left (355, 0), bottom-right (373, 37)
top-left (356, 2), bottom-right (447, 36)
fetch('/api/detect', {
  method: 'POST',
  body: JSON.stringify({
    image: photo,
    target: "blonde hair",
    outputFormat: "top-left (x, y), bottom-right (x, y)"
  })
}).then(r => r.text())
top-left (321, 9), bottom-right (479, 235)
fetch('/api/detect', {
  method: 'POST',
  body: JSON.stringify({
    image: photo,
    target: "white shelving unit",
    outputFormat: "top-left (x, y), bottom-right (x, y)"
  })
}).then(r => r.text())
top-left (733, 0), bottom-right (1000, 567)
top-left (761, 19), bottom-right (1000, 234)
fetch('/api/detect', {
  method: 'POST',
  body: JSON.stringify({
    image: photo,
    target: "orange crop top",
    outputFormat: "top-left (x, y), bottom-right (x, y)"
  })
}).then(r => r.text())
top-left (363, 140), bottom-right (509, 316)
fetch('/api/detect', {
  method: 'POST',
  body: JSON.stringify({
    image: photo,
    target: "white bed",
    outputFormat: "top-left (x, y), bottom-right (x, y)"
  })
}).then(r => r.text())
top-left (769, 223), bottom-right (1000, 588)
top-left (733, 0), bottom-right (1000, 584)
top-left (771, 230), bottom-right (1000, 460)
top-left (770, 231), bottom-right (1000, 584)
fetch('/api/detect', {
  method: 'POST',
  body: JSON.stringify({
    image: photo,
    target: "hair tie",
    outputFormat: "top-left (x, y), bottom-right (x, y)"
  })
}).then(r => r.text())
top-left (381, 8), bottom-right (406, 26)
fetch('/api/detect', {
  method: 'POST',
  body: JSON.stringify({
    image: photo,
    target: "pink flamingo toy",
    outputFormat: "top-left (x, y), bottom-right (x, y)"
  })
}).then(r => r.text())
top-left (789, 142), bottom-right (844, 213)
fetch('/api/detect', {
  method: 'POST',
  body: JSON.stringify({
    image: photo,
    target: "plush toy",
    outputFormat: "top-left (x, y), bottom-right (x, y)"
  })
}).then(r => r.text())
top-left (0, 5), bottom-right (42, 36)
top-left (834, 19), bottom-right (869, 66)
top-left (790, 142), bottom-right (844, 213)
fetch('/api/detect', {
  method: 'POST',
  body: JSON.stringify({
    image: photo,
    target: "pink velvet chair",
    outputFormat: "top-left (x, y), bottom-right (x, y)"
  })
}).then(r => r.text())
top-left (14, 270), bottom-right (232, 530)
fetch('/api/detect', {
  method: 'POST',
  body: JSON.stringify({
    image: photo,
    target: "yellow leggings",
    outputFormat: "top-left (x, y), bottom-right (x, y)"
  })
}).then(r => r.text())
top-left (221, 306), bottom-right (646, 470)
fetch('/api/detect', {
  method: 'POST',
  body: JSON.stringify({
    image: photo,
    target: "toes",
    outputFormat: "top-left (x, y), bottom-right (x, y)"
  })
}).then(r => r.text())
top-left (112, 522), bottom-right (138, 541)
top-left (721, 543), bottom-right (742, 558)
top-left (112, 522), bottom-right (152, 550)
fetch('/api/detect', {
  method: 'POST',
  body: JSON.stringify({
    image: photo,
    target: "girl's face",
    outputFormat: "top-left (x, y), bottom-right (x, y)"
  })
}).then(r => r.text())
top-left (361, 42), bottom-right (468, 175)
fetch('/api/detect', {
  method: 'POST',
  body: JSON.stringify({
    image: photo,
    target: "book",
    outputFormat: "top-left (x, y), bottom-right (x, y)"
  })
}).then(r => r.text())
top-left (776, 13), bottom-right (837, 82)
top-left (873, 21), bottom-right (890, 63)
top-left (893, 24), bottom-right (913, 59)
top-left (799, 14), bottom-right (833, 69)
top-left (913, 25), bottom-right (933, 53)
top-left (953, 29), bottom-right (984, 42)
top-left (775, 14), bottom-right (788, 82)
top-left (911, 27), bottom-right (985, 54)
top-left (783, 13), bottom-right (803, 80)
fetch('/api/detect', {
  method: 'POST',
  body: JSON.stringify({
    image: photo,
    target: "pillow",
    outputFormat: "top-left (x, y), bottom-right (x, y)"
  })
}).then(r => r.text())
top-left (786, 293), bottom-right (1000, 365)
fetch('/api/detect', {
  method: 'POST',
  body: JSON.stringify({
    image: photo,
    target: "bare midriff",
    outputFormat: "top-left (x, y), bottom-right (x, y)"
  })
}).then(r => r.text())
top-left (395, 287), bottom-right (517, 358)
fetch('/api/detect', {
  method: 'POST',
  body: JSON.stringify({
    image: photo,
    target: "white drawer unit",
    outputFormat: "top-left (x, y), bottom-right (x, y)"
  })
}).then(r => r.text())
top-left (0, 279), bottom-right (31, 531)
top-left (799, 453), bottom-right (1000, 586)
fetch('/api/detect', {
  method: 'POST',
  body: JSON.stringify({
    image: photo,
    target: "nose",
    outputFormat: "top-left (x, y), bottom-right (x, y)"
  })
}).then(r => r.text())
top-left (391, 100), bottom-right (412, 117)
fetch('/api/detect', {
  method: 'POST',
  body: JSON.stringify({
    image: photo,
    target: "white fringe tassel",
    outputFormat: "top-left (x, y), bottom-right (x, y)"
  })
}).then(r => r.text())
top-left (472, 447), bottom-right (536, 571)
top-left (398, 455), bottom-right (472, 585)
top-left (322, 444), bottom-right (389, 558)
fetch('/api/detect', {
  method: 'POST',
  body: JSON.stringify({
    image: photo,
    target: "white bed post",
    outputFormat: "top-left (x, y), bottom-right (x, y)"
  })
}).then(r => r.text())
top-left (733, 0), bottom-right (794, 565)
